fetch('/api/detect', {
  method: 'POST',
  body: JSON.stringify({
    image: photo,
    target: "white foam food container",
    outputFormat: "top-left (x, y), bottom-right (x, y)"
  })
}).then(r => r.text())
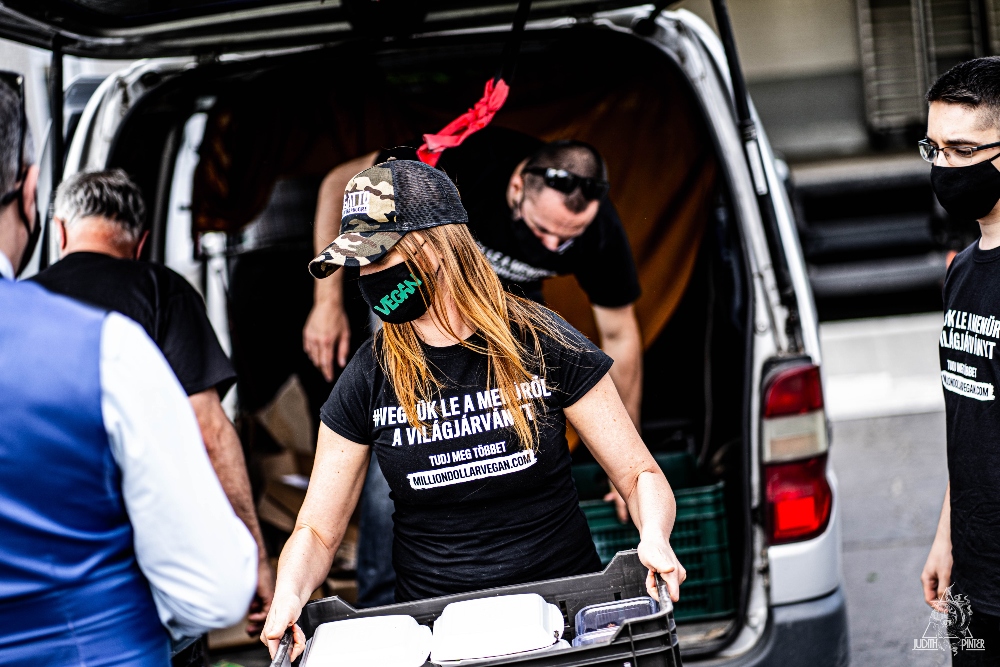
top-left (302, 615), bottom-right (432, 667)
top-left (430, 593), bottom-right (565, 663)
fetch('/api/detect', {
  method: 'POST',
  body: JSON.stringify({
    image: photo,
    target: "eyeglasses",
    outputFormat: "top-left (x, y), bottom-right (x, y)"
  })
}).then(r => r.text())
top-left (918, 138), bottom-right (1000, 166)
top-left (0, 70), bottom-right (26, 207)
top-left (523, 167), bottom-right (610, 201)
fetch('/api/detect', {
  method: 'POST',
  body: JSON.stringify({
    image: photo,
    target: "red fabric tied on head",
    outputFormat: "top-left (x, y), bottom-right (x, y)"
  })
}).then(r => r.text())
top-left (417, 78), bottom-right (510, 167)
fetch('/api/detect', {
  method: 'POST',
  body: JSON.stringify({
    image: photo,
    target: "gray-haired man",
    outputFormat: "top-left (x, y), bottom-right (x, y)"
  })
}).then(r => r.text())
top-left (1, 74), bottom-right (256, 666)
top-left (33, 169), bottom-right (275, 639)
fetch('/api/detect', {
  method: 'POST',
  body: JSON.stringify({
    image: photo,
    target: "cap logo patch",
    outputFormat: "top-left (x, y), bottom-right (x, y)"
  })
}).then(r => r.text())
top-left (343, 190), bottom-right (371, 217)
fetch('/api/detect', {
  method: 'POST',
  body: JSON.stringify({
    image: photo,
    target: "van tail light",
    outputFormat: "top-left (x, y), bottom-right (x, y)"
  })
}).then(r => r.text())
top-left (765, 454), bottom-right (832, 544)
top-left (762, 364), bottom-right (832, 545)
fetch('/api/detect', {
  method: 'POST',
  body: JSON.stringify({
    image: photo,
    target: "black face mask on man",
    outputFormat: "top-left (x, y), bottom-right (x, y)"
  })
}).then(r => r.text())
top-left (931, 152), bottom-right (1000, 222)
top-left (358, 261), bottom-right (429, 324)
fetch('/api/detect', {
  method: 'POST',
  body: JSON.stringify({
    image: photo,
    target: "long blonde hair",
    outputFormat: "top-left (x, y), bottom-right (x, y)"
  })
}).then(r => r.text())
top-left (376, 223), bottom-right (566, 450)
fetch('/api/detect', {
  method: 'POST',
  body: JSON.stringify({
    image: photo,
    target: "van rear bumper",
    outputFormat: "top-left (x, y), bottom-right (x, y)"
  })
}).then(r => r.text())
top-left (719, 587), bottom-right (849, 667)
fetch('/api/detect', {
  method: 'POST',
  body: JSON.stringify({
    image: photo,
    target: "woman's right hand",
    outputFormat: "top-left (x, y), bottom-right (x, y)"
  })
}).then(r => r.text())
top-left (261, 591), bottom-right (308, 662)
top-left (637, 534), bottom-right (686, 603)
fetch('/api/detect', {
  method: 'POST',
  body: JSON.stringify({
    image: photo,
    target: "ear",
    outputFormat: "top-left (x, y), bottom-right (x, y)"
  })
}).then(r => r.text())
top-left (135, 229), bottom-right (150, 260)
top-left (509, 171), bottom-right (524, 201)
top-left (21, 164), bottom-right (39, 225)
top-left (55, 218), bottom-right (68, 254)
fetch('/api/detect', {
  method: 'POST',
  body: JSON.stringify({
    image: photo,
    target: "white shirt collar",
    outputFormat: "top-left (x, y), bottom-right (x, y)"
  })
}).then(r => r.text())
top-left (0, 251), bottom-right (14, 280)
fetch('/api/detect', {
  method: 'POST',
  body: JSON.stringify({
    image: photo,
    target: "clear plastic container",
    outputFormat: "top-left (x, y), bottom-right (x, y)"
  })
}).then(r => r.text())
top-left (571, 627), bottom-right (618, 647)
top-left (574, 597), bottom-right (660, 636)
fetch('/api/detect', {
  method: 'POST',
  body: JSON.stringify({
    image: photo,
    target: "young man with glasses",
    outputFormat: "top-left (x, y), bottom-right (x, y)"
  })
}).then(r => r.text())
top-left (305, 126), bottom-right (643, 608)
top-left (921, 56), bottom-right (1000, 664)
top-left (0, 72), bottom-right (257, 666)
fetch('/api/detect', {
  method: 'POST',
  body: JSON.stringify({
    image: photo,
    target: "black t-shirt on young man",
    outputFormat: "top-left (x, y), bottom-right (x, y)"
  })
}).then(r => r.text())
top-left (33, 252), bottom-right (236, 397)
top-left (320, 312), bottom-right (611, 601)
top-left (940, 241), bottom-right (1000, 615)
top-left (379, 127), bottom-right (641, 307)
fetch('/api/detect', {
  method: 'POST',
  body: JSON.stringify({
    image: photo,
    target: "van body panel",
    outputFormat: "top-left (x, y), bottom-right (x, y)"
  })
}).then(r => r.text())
top-left (706, 589), bottom-right (850, 667)
top-left (767, 472), bottom-right (843, 605)
top-left (756, 118), bottom-right (822, 363)
top-left (62, 59), bottom-right (192, 180)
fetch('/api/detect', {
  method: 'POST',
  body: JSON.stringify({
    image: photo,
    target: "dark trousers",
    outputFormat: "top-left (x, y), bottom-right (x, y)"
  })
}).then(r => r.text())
top-left (171, 636), bottom-right (209, 667)
top-left (952, 592), bottom-right (1000, 665)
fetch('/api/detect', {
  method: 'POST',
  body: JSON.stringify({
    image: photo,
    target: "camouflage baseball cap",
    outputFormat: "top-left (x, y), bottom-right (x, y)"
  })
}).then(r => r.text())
top-left (308, 159), bottom-right (469, 278)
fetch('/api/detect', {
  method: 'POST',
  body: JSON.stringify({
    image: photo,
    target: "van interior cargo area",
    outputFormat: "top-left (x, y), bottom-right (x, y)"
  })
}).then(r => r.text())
top-left (106, 25), bottom-right (753, 657)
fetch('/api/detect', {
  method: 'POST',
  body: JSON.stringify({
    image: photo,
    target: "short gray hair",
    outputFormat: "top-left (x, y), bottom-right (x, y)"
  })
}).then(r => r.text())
top-left (55, 169), bottom-right (147, 241)
top-left (0, 75), bottom-right (35, 197)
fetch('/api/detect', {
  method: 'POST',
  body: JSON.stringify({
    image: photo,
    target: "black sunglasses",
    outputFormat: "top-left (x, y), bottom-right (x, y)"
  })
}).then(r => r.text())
top-left (523, 167), bottom-right (610, 201)
top-left (0, 70), bottom-right (26, 207)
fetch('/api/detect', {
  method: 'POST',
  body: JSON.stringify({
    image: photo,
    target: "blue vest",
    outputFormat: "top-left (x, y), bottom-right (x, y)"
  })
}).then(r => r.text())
top-left (0, 279), bottom-right (169, 666)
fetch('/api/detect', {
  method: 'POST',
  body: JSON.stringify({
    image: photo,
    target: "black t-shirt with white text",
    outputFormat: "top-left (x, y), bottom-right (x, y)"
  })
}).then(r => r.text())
top-left (379, 127), bottom-right (641, 307)
top-left (320, 313), bottom-right (610, 601)
top-left (940, 241), bottom-right (1000, 615)
top-left (33, 252), bottom-right (236, 397)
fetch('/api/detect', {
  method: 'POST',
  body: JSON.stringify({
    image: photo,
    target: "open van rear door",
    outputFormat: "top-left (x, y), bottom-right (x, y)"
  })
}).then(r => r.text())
top-left (0, 0), bottom-right (644, 58)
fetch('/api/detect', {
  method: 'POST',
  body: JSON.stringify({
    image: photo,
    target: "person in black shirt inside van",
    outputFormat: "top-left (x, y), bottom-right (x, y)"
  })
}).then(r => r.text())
top-left (921, 57), bottom-right (1000, 663)
top-left (262, 159), bottom-right (682, 662)
top-left (32, 170), bottom-right (275, 641)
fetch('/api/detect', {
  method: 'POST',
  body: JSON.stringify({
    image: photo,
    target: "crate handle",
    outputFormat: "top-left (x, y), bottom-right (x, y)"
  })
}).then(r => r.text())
top-left (269, 628), bottom-right (293, 667)
top-left (654, 572), bottom-right (673, 613)
top-left (654, 572), bottom-right (683, 665)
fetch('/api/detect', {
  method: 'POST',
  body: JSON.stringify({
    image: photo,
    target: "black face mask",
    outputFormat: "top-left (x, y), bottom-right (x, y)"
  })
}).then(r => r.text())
top-left (931, 152), bottom-right (1000, 222)
top-left (358, 261), bottom-right (429, 324)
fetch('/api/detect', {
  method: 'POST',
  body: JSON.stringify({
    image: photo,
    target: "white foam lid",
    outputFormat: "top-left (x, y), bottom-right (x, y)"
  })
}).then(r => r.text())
top-left (430, 594), bottom-right (564, 663)
top-left (304, 615), bottom-right (431, 667)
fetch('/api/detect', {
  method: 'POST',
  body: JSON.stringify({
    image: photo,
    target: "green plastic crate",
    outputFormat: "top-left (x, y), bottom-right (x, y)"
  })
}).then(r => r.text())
top-left (573, 454), bottom-right (735, 622)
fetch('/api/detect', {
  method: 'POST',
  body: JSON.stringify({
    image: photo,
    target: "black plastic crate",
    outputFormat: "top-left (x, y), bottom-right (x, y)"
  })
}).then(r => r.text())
top-left (296, 551), bottom-right (681, 667)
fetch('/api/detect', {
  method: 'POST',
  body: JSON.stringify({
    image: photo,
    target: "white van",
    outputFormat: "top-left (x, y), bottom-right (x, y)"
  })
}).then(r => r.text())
top-left (1, 1), bottom-right (848, 664)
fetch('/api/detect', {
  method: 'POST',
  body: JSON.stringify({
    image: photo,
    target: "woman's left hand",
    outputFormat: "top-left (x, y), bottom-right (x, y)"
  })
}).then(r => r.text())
top-left (637, 535), bottom-right (686, 602)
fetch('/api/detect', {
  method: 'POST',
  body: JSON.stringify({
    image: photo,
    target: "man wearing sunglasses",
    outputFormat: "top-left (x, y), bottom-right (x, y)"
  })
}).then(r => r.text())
top-left (921, 56), bottom-right (1000, 664)
top-left (0, 73), bottom-right (257, 666)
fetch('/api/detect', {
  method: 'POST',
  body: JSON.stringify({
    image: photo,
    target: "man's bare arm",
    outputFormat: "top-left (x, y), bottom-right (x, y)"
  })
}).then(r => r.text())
top-left (591, 303), bottom-right (643, 523)
top-left (189, 389), bottom-right (275, 634)
top-left (592, 303), bottom-right (643, 428)
top-left (303, 152), bottom-right (380, 381)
